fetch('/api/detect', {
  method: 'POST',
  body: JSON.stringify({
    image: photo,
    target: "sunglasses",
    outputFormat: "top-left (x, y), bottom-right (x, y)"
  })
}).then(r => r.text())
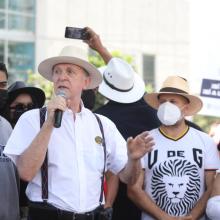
top-left (10, 103), bottom-right (36, 111)
top-left (0, 81), bottom-right (7, 89)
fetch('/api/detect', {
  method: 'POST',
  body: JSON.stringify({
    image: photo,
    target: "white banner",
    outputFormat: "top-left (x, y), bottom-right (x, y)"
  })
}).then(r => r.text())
top-left (199, 78), bottom-right (220, 117)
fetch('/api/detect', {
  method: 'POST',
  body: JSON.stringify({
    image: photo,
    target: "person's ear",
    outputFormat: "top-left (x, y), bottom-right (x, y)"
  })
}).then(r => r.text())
top-left (182, 103), bottom-right (189, 115)
top-left (83, 76), bottom-right (91, 90)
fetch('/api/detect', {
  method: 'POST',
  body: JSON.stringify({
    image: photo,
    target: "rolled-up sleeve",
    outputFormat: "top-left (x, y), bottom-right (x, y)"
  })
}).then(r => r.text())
top-left (3, 109), bottom-right (40, 164)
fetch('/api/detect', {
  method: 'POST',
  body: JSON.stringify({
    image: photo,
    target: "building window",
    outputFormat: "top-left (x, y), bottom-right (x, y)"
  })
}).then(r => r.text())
top-left (0, 11), bottom-right (5, 28)
top-left (0, 0), bottom-right (5, 9)
top-left (142, 54), bottom-right (155, 89)
top-left (8, 13), bottom-right (34, 31)
top-left (8, 41), bottom-right (35, 81)
top-left (0, 40), bottom-right (4, 62)
top-left (0, 0), bottom-right (35, 81)
top-left (8, 0), bottom-right (35, 32)
top-left (8, 0), bottom-right (35, 13)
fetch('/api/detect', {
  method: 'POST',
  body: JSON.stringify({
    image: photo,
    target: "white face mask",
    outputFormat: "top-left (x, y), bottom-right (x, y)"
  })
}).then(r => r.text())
top-left (157, 102), bottom-right (182, 126)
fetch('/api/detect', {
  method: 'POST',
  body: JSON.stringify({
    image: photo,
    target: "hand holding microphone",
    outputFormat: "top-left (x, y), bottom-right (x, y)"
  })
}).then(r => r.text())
top-left (54, 90), bottom-right (67, 128)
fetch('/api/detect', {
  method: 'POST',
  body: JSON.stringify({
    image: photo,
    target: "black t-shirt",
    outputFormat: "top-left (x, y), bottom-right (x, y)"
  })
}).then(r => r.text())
top-left (95, 97), bottom-right (160, 220)
top-left (95, 98), bottom-right (160, 139)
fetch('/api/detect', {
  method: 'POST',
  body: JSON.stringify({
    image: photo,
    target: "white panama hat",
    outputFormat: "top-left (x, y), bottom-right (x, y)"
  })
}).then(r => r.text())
top-left (98, 58), bottom-right (145, 103)
top-left (38, 46), bottom-right (102, 89)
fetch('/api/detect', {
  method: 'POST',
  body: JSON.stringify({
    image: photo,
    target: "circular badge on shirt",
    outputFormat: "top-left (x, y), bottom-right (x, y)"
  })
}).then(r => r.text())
top-left (95, 136), bottom-right (103, 145)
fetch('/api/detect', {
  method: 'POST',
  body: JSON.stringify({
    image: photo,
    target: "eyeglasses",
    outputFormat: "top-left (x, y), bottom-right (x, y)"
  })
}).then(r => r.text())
top-left (0, 81), bottom-right (7, 89)
top-left (10, 103), bottom-right (36, 112)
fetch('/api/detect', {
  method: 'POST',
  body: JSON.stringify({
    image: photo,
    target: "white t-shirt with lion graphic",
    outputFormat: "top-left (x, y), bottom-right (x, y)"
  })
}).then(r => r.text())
top-left (142, 127), bottom-right (220, 220)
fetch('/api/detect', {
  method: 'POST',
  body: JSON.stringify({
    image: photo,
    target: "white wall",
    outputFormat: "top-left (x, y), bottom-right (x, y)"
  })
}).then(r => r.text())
top-left (36, 0), bottom-right (190, 90)
top-left (190, 0), bottom-right (220, 93)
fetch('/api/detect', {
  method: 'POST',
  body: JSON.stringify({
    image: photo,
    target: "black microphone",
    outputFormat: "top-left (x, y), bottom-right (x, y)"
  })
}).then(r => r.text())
top-left (54, 90), bottom-right (66, 128)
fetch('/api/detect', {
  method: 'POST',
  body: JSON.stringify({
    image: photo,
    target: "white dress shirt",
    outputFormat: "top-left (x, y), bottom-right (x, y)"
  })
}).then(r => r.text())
top-left (4, 105), bottom-right (127, 213)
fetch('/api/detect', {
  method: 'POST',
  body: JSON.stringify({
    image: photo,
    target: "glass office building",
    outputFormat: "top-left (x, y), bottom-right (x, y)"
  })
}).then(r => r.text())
top-left (0, 0), bottom-right (35, 81)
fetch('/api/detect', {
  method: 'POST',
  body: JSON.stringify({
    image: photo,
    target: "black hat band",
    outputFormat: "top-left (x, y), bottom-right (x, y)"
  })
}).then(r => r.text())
top-left (159, 87), bottom-right (188, 94)
top-left (103, 74), bottom-right (133, 92)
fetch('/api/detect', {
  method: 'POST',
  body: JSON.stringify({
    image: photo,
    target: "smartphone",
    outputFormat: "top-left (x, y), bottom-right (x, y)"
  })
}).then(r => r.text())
top-left (65, 27), bottom-right (88, 40)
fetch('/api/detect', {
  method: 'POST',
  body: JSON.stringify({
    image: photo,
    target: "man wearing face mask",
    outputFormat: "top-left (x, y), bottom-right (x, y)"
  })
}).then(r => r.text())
top-left (128, 76), bottom-right (220, 220)
top-left (0, 63), bottom-right (20, 220)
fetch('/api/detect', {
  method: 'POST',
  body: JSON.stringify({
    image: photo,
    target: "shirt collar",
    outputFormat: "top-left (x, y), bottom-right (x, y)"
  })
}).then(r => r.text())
top-left (65, 101), bottom-right (87, 116)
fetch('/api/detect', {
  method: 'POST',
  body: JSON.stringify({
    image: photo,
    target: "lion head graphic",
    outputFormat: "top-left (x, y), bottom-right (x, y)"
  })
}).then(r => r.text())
top-left (151, 159), bottom-right (200, 216)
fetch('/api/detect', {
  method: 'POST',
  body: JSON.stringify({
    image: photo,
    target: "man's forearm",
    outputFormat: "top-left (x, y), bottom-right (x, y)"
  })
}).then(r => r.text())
top-left (96, 46), bottom-right (112, 64)
top-left (17, 120), bottom-right (53, 181)
top-left (211, 173), bottom-right (220, 197)
top-left (104, 171), bottom-right (119, 208)
top-left (128, 185), bottom-right (170, 219)
top-left (190, 171), bottom-right (216, 219)
top-left (118, 159), bottom-right (141, 184)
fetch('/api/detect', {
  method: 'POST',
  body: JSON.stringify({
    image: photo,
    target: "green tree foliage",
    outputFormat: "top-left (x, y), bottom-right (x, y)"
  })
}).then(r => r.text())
top-left (26, 53), bottom-right (218, 134)
top-left (26, 70), bottom-right (53, 101)
top-left (193, 114), bottom-right (220, 133)
top-left (88, 50), bottom-right (135, 68)
top-left (26, 50), bottom-right (136, 107)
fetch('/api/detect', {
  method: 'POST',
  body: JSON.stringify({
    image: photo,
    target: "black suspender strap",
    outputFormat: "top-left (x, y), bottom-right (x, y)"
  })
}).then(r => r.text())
top-left (39, 109), bottom-right (106, 205)
top-left (39, 107), bottom-right (48, 202)
top-left (94, 114), bottom-right (106, 205)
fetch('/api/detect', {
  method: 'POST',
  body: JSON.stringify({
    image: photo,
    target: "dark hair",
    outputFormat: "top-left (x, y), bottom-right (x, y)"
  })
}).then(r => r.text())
top-left (157, 93), bottom-right (190, 103)
top-left (0, 63), bottom-right (8, 79)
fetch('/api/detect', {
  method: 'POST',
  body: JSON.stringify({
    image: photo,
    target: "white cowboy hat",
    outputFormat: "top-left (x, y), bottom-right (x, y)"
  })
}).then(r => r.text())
top-left (38, 46), bottom-right (102, 89)
top-left (98, 58), bottom-right (145, 103)
top-left (144, 76), bottom-right (203, 116)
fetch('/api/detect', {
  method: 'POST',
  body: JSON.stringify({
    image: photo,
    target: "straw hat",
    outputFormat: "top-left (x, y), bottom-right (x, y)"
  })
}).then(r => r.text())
top-left (144, 76), bottom-right (203, 116)
top-left (38, 46), bottom-right (102, 89)
top-left (98, 58), bottom-right (145, 103)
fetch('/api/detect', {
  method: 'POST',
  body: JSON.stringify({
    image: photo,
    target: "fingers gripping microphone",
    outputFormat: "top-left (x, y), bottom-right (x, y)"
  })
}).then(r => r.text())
top-left (54, 90), bottom-right (66, 128)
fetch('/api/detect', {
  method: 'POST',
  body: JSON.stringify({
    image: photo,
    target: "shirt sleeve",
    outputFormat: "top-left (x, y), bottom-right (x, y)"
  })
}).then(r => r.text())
top-left (0, 116), bottom-right (12, 146)
top-left (99, 115), bottom-right (128, 175)
top-left (203, 134), bottom-right (220, 170)
top-left (3, 109), bottom-right (40, 164)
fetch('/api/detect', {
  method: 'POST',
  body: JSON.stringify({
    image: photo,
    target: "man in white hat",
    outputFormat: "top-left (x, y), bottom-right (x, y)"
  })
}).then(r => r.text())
top-left (83, 27), bottom-right (160, 220)
top-left (4, 45), bottom-right (154, 220)
top-left (128, 76), bottom-right (220, 220)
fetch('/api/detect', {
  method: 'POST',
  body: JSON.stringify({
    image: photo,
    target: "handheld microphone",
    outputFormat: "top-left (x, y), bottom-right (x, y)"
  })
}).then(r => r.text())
top-left (54, 90), bottom-right (66, 128)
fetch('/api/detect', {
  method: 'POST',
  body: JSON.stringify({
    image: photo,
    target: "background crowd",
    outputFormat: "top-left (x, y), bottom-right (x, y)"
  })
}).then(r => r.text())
top-left (0, 27), bottom-right (220, 220)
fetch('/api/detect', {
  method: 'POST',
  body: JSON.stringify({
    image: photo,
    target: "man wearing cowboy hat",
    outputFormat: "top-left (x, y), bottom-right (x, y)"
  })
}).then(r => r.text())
top-left (4, 45), bottom-right (154, 220)
top-left (83, 27), bottom-right (160, 220)
top-left (128, 76), bottom-right (220, 220)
